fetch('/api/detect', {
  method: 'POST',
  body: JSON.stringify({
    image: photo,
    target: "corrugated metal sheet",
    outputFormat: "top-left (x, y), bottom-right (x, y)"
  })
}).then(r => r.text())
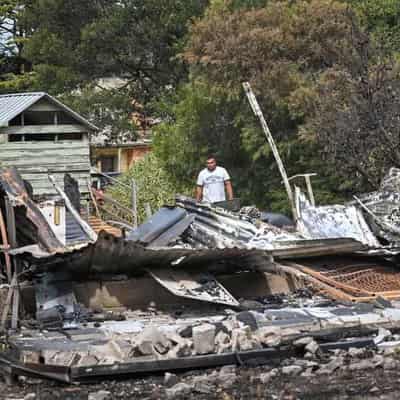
top-left (0, 93), bottom-right (43, 127)
top-left (0, 92), bottom-right (98, 130)
top-left (65, 211), bottom-right (89, 245)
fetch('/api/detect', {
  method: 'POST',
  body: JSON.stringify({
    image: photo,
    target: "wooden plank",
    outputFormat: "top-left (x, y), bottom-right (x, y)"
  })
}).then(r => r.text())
top-left (0, 141), bottom-right (89, 151)
top-left (9, 164), bottom-right (90, 173)
top-left (3, 125), bottom-right (88, 134)
top-left (0, 149), bottom-right (90, 159)
top-left (48, 175), bottom-right (97, 241)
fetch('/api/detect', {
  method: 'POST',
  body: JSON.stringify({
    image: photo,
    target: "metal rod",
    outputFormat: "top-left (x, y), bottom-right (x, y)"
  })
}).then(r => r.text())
top-left (131, 179), bottom-right (138, 228)
top-left (93, 169), bottom-right (132, 191)
top-left (243, 82), bottom-right (298, 221)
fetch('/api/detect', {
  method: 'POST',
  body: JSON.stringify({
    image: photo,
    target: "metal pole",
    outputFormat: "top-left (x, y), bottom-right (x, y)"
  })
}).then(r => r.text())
top-left (131, 179), bottom-right (138, 228)
top-left (243, 82), bottom-right (298, 221)
top-left (304, 175), bottom-right (316, 207)
top-left (144, 203), bottom-right (152, 219)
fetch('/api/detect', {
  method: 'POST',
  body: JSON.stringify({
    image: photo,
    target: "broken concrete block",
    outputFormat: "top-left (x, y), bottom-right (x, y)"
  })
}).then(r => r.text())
top-left (134, 326), bottom-right (170, 356)
top-left (255, 326), bottom-right (282, 347)
top-left (164, 372), bottom-right (179, 387)
top-left (76, 354), bottom-right (99, 367)
top-left (193, 323), bottom-right (216, 355)
top-left (305, 340), bottom-right (319, 355)
top-left (317, 357), bottom-right (343, 374)
top-left (231, 326), bottom-right (260, 351)
top-left (88, 390), bottom-right (111, 400)
top-left (374, 327), bottom-right (392, 345)
top-left (259, 369), bottom-right (278, 383)
top-left (165, 382), bottom-right (192, 399)
top-left (293, 336), bottom-right (314, 347)
top-left (282, 365), bottom-right (302, 376)
top-left (215, 331), bottom-right (231, 353)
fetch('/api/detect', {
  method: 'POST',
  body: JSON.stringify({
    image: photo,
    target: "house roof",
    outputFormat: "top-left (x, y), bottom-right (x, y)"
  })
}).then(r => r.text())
top-left (0, 92), bottom-right (98, 130)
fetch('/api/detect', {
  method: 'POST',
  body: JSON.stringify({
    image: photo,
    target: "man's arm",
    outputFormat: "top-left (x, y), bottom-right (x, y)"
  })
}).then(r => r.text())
top-left (196, 185), bottom-right (203, 202)
top-left (225, 180), bottom-right (233, 200)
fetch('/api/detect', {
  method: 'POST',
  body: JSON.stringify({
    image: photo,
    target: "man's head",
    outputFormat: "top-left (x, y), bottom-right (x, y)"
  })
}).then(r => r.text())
top-left (206, 156), bottom-right (217, 171)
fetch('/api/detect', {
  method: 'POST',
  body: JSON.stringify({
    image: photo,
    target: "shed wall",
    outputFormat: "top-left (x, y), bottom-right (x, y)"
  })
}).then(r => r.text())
top-left (0, 141), bottom-right (91, 196)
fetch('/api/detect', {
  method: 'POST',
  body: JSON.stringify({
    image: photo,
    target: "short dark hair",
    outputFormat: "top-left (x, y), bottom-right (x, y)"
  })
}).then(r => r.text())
top-left (207, 155), bottom-right (216, 161)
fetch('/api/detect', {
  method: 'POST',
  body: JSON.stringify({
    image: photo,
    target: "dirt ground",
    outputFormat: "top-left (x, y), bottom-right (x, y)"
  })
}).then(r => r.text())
top-left (1, 363), bottom-right (400, 400)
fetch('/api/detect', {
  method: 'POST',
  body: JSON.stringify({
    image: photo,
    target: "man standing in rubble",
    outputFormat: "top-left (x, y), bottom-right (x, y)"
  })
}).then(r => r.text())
top-left (196, 156), bottom-right (233, 203)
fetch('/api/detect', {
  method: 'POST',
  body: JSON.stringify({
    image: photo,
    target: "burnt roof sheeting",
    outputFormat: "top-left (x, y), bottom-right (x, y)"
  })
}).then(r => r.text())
top-left (127, 207), bottom-right (188, 244)
top-left (296, 190), bottom-right (380, 248)
top-left (0, 166), bottom-right (64, 252)
top-left (26, 231), bottom-right (273, 278)
top-left (0, 92), bottom-right (98, 130)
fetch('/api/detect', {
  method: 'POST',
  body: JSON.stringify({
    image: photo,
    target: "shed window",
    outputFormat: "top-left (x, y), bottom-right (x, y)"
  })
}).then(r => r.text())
top-left (24, 111), bottom-right (55, 125)
top-left (24, 133), bottom-right (55, 141)
top-left (58, 133), bottom-right (83, 141)
top-left (8, 133), bottom-right (83, 142)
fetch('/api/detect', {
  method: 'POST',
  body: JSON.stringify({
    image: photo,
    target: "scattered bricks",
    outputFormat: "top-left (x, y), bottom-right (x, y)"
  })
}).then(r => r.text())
top-left (281, 365), bottom-right (302, 376)
top-left (317, 357), bottom-right (344, 375)
top-left (193, 324), bottom-right (216, 355)
top-left (305, 340), bottom-right (319, 355)
top-left (231, 326), bottom-right (261, 351)
top-left (134, 326), bottom-right (170, 356)
top-left (76, 354), bottom-right (99, 367)
top-left (88, 390), bottom-right (111, 400)
top-left (20, 350), bottom-right (40, 364)
top-left (165, 383), bottom-right (192, 399)
top-left (259, 369), bottom-right (278, 383)
top-left (44, 350), bottom-right (80, 367)
top-left (255, 326), bottom-right (282, 347)
top-left (293, 337), bottom-right (314, 347)
top-left (164, 372), bottom-right (179, 387)
top-left (167, 338), bottom-right (192, 358)
top-left (383, 357), bottom-right (399, 370)
top-left (215, 331), bottom-right (231, 353)
top-left (177, 325), bottom-right (192, 338)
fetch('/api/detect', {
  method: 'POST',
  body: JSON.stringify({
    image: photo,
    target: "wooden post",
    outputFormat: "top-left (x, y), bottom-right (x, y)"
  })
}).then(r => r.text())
top-left (304, 174), bottom-right (316, 207)
top-left (1, 274), bottom-right (17, 330)
top-left (243, 82), bottom-right (298, 221)
top-left (87, 179), bottom-right (101, 218)
top-left (131, 179), bottom-right (138, 228)
top-left (4, 198), bottom-right (20, 329)
top-left (0, 207), bottom-right (12, 282)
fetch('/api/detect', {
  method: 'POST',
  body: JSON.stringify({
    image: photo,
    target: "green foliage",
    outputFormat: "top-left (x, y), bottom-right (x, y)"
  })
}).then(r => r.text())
top-left (348, 0), bottom-right (400, 52)
top-left (61, 85), bottom-right (137, 140)
top-left (109, 153), bottom-right (192, 224)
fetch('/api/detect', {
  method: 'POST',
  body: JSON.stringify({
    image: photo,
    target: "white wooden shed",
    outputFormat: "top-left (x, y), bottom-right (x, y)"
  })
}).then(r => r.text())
top-left (0, 92), bottom-right (98, 198)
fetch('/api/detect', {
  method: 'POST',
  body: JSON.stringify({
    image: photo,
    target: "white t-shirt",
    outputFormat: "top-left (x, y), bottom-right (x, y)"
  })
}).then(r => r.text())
top-left (196, 166), bottom-right (230, 203)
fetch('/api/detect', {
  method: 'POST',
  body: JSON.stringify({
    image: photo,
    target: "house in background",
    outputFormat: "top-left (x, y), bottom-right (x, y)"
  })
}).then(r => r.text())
top-left (91, 137), bottom-right (152, 176)
top-left (0, 92), bottom-right (98, 198)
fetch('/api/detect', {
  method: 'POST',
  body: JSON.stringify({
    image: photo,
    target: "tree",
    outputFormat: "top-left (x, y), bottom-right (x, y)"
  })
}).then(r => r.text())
top-left (301, 25), bottom-right (400, 191)
top-left (0, 0), bottom-right (37, 92)
top-left (109, 152), bottom-right (191, 223)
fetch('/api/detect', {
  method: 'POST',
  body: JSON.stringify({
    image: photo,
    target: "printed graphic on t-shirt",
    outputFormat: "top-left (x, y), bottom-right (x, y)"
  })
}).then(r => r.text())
top-left (197, 166), bottom-right (230, 203)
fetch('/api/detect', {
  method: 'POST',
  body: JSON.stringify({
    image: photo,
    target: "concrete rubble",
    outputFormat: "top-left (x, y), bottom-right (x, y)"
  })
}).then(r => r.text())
top-left (4, 165), bottom-right (400, 385)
